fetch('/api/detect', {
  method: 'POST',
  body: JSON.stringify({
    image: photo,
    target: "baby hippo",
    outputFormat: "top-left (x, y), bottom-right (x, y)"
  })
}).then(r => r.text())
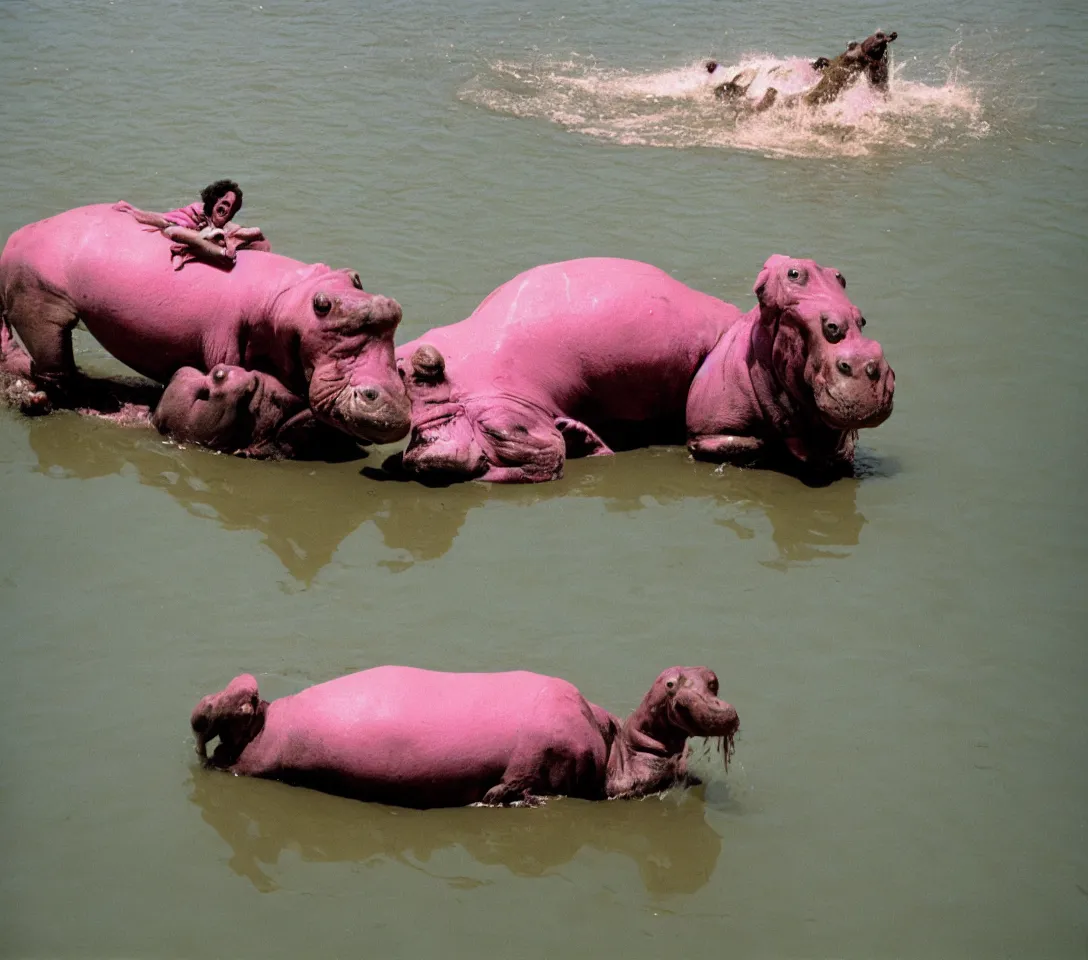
top-left (1, 320), bottom-right (354, 458)
top-left (191, 665), bottom-right (740, 808)
top-left (153, 364), bottom-right (333, 459)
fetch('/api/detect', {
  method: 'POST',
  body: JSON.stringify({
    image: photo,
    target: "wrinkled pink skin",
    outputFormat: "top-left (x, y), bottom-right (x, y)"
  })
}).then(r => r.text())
top-left (396, 256), bottom-right (894, 483)
top-left (1, 321), bottom-right (356, 458)
top-left (191, 666), bottom-right (739, 809)
top-left (0, 204), bottom-right (410, 444)
top-left (153, 365), bottom-right (360, 459)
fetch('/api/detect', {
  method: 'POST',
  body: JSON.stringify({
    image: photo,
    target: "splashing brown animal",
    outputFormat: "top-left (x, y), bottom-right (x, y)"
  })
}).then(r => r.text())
top-left (709, 31), bottom-right (898, 113)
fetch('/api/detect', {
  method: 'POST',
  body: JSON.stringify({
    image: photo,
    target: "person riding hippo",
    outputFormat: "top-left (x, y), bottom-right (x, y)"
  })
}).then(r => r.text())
top-left (191, 665), bottom-right (740, 808)
top-left (0, 202), bottom-right (411, 442)
top-left (709, 30), bottom-right (897, 112)
top-left (113, 179), bottom-right (269, 270)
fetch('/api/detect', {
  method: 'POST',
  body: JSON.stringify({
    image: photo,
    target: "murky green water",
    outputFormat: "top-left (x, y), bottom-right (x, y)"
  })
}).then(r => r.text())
top-left (2, 0), bottom-right (1086, 956)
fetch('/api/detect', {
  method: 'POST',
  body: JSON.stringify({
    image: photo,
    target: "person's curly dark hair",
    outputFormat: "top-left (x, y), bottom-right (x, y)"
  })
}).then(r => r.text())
top-left (201, 179), bottom-right (243, 218)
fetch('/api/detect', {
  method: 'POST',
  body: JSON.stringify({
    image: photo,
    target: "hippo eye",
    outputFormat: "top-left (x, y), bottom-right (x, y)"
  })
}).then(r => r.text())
top-left (706, 60), bottom-right (719, 73)
top-left (350, 272), bottom-right (363, 290)
top-left (859, 316), bottom-right (867, 328)
top-left (665, 679), bottom-right (676, 693)
top-left (708, 675), bottom-right (719, 695)
top-left (822, 317), bottom-right (845, 343)
top-left (835, 271), bottom-right (846, 288)
top-left (786, 267), bottom-right (807, 284)
top-left (212, 368), bottom-right (227, 383)
top-left (313, 293), bottom-right (332, 316)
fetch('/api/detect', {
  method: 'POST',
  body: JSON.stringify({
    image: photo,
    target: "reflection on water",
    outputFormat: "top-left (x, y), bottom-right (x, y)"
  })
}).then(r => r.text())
top-left (188, 766), bottom-right (724, 896)
top-left (25, 414), bottom-right (874, 581)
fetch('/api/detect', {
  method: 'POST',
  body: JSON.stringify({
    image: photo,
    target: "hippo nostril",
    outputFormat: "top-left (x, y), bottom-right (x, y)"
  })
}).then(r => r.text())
top-left (362, 388), bottom-right (379, 403)
top-left (837, 360), bottom-right (853, 377)
top-left (866, 360), bottom-right (880, 381)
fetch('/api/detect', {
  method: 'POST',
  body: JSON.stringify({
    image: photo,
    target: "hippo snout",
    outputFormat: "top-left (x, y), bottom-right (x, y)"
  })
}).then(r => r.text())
top-left (710, 701), bottom-right (740, 736)
top-left (332, 382), bottom-right (412, 444)
top-left (820, 345), bottom-right (895, 428)
top-left (363, 295), bottom-right (403, 327)
top-left (401, 408), bottom-right (488, 480)
top-left (833, 349), bottom-right (890, 384)
top-left (679, 697), bottom-right (740, 739)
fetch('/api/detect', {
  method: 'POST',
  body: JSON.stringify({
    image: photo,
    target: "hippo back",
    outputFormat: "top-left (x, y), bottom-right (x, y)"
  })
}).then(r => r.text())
top-left (239, 666), bottom-right (601, 807)
top-left (401, 258), bottom-right (741, 423)
top-left (0, 204), bottom-right (331, 384)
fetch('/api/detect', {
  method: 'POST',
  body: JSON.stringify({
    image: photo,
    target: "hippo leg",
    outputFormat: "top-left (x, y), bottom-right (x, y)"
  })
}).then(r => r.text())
top-left (481, 734), bottom-right (606, 806)
top-left (0, 320), bottom-right (50, 414)
top-left (688, 433), bottom-right (765, 464)
top-left (714, 68), bottom-right (758, 102)
top-left (3, 277), bottom-right (79, 396)
top-left (754, 88), bottom-right (779, 112)
top-left (556, 417), bottom-right (613, 458)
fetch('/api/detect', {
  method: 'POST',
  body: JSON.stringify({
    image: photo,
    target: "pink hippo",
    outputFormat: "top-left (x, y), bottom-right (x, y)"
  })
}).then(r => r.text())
top-left (395, 255), bottom-right (894, 483)
top-left (151, 365), bottom-right (362, 459)
top-left (191, 665), bottom-right (739, 808)
top-left (0, 321), bottom-right (356, 458)
top-left (0, 204), bottom-right (410, 443)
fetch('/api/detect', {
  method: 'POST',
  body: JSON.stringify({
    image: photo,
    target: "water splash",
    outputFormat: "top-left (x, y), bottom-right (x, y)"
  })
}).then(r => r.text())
top-left (461, 49), bottom-right (988, 159)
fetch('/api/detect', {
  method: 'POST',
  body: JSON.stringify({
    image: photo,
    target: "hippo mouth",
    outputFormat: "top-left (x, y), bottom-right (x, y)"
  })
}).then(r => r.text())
top-left (670, 698), bottom-right (740, 737)
top-left (816, 381), bottom-right (895, 431)
top-left (670, 698), bottom-right (740, 769)
top-left (402, 409), bottom-right (489, 479)
top-left (327, 382), bottom-right (412, 444)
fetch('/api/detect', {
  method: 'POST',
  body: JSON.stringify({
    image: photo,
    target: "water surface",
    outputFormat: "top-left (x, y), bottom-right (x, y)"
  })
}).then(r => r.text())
top-left (1, 0), bottom-right (1086, 956)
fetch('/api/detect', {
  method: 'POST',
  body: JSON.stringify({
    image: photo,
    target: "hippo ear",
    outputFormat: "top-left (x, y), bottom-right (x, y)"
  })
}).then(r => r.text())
top-left (555, 417), bottom-right (613, 458)
top-left (407, 344), bottom-right (446, 386)
top-left (754, 254), bottom-right (790, 306)
top-left (401, 344), bottom-right (451, 407)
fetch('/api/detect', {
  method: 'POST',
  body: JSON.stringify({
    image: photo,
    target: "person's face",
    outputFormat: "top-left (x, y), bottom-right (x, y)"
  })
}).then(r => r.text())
top-left (209, 190), bottom-right (238, 228)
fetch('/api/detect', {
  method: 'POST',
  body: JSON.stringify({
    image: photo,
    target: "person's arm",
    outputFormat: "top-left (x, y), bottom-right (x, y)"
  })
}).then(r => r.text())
top-left (163, 225), bottom-right (236, 264)
top-left (227, 225), bottom-right (265, 242)
top-left (112, 201), bottom-right (172, 230)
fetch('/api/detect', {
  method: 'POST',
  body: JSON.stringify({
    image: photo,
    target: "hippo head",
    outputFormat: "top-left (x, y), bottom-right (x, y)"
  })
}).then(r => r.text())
top-left (608, 666), bottom-right (740, 798)
top-left (859, 30), bottom-right (897, 89)
top-left (190, 673), bottom-right (264, 765)
top-left (296, 268), bottom-right (411, 444)
top-left (754, 255), bottom-right (894, 433)
top-left (152, 365), bottom-right (263, 452)
top-left (399, 344), bottom-right (607, 483)
top-left (153, 365), bottom-right (310, 457)
top-left (643, 666), bottom-right (740, 750)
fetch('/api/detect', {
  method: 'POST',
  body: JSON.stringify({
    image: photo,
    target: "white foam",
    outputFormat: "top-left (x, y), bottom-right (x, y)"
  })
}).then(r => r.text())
top-left (461, 51), bottom-right (987, 159)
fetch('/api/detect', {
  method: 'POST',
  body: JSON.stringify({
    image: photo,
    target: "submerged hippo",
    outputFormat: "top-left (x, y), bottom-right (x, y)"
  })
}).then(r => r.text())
top-left (0, 204), bottom-right (410, 443)
top-left (191, 665), bottom-right (739, 808)
top-left (153, 365), bottom-right (360, 459)
top-left (708, 30), bottom-right (897, 112)
top-left (395, 255), bottom-right (894, 483)
top-left (1, 322), bottom-right (352, 458)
